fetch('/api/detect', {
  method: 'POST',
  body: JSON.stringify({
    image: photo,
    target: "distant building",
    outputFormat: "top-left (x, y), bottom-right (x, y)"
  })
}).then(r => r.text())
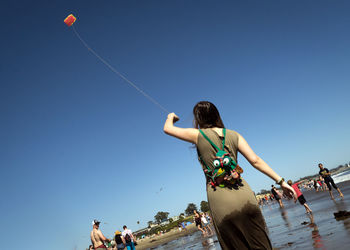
top-left (170, 216), bottom-right (179, 221)
top-left (148, 222), bottom-right (158, 228)
top-left (160, 220), bottom-right (170, 226)
top-left (134, 227), bottom-right (149, 238)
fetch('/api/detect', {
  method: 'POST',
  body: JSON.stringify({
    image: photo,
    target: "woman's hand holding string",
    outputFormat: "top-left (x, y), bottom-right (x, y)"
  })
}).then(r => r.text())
top-left (167, 112), bottom-right (179, 123)
top-left (164, 113), bottom-right (198, 143)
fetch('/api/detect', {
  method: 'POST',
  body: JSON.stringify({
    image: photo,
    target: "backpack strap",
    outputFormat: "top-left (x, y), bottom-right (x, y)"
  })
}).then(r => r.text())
top-left (199, 128), bottom-right (227, 152)
top-left (199, 156), bottom-right (212, 172)
top-left (222, 128), bottom-right (226, 150)
top-left (199, 129), bottom-right (221, 151)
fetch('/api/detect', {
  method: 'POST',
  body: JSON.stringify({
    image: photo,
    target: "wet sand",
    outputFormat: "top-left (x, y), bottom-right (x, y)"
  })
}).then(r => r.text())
top-left (138, 180), bottom-right (350, 249)
top-left (136, 224), bottom-right (199, 250)
top-left (263, 180), bottom-right (350, 249)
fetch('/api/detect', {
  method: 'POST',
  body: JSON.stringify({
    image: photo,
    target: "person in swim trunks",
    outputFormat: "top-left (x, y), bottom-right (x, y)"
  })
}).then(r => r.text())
top-left (90, 219), bottom-right (111, 249)
top-left (271, 185), bottom-right (284, 208)
top-left (287, 180), bottom-right (312, 213)
top-left (318, 163), bottom-right (344, 199)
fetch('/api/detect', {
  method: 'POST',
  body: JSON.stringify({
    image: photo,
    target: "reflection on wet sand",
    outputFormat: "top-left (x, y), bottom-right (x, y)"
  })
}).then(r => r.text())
top-left (333, 199), bottom-right (347, 211)
top-left (262, 181), bottom-right (350, 249)
top-left (150, 181), bottom-right (350, 249)
top-left (307, 213), bottom-right (325, 249)
top-left (280, 208), bottom-right (292, 229)
top-left (201, 236), bottom-right (217, 249)
top-left (332, 199), bottom-right (350, 236)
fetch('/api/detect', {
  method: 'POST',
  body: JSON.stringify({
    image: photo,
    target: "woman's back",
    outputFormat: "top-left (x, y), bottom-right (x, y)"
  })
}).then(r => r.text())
top-left (196, 128), bottom-right (271, 250)
top-left (163, 101), bottom-right (295, 250)
top-left (196, 128), bottom-right (239, 168)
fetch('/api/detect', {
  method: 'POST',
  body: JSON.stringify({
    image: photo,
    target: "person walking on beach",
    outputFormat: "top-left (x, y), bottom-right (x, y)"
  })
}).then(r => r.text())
top-left (287, 180), bottom-right (312, 213)
top-left (90, 219), bottom-right (111, 249)
top-left (318, 163), bottom-right (344, 199)
top-left (163, 101), bottom-right (296, 250)
top-left (313, 179), bottom-right (319, 192)
top-left (263, 194), bottom-right (269, 204)
top-left (114, 230), bottom-right (126, 250)
top-left (205, 212), bottom-right (212, 224)
top-left (317, 179), bottom-right (324, 191)
top-left (122, 225), bottom-right (136, 250)
top-left (201, 212), bottom-right (214, 236)
top-left (271, 185), bottom-right (284, 208)
top-left (194, 210), bottom-right (207, 236)
top-left (319, 176), bottom-right (328, 191)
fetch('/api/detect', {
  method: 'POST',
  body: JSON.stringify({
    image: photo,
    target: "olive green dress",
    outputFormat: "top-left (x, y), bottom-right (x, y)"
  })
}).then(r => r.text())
top-left (196, 128), bottom-right (272, 250)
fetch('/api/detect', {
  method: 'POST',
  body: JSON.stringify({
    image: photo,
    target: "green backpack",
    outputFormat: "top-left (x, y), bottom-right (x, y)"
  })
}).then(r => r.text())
top-left (198, 128), bottom-right (243, 189)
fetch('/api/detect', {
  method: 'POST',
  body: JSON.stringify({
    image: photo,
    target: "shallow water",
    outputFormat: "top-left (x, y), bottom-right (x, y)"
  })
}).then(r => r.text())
top-left (151, 180), bottom-right (350, 250)
top-left (150, 231), bottom-right (220, 249)
top-left (333, 169), bottom-right (350, 184)
top-left (264, 180), bottom-right (350, 250)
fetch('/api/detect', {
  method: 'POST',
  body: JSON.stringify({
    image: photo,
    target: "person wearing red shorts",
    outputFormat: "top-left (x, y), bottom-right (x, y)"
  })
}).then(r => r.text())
top-left (90, 219), bottom-right (111, 249)
top-left (287, 180), bottom-right (312, 213)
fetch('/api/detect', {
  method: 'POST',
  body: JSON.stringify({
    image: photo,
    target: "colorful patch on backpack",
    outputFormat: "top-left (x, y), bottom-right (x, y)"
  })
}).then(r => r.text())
top-left (199, 129), bottom-right (244, 190)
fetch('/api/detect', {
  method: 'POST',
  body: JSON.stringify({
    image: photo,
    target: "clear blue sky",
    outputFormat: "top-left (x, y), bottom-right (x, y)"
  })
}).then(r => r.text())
top-left (1, 1), bottom-right (350, 249)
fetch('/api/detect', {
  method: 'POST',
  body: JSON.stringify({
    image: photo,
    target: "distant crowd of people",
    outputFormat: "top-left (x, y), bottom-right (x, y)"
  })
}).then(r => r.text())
top-left (88, 211), bottom-right (214, 249)
top-left (259, 163), bottom-right (344, 211)
top-left (89, 221), bottom-right (136, 250)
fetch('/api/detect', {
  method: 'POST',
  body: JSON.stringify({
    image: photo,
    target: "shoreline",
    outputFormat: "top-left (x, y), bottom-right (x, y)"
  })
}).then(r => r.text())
top-left (136, 224), bottom-right (200, 250)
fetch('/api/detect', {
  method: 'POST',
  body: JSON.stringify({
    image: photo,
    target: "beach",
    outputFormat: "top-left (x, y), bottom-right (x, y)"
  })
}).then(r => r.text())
top-left (264, 180), bottom-right (350, 249)
top-left (136, 224), bottom-right (216, 250)
top-left (137, 179), bottom-right (350, 249)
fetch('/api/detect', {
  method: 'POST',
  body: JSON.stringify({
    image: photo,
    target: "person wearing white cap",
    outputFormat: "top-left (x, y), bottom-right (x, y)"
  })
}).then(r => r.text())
top-left (90, 219), bottom-right (111, 249)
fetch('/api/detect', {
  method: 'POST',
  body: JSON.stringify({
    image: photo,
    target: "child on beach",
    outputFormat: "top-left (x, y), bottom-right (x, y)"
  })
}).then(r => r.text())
top-left (201, 212), bottom-right (214, 236)
top-left (319, 176), bottom-right (328, 191)
top-left (317, 179), bottom-right (324, 191)
top-left (194, 210), bottom-right (206, 236)
top-left (287, 180), bottom-right (312, 213)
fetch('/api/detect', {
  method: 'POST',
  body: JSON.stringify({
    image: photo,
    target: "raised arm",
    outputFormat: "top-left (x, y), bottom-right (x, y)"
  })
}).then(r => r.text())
top-left (163, 113), bottom-right (199, 144)
top-left (237, 133), bottom-right (297, 200)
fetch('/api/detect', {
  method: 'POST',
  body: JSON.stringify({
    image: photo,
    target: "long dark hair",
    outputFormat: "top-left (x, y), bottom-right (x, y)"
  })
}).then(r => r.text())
top-left (193, 101), bottom-right (225, 129)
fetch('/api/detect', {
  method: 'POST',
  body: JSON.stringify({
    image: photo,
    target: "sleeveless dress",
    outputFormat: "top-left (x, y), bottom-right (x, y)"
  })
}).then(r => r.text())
top-left (196, 128), bottom-right (272, 250)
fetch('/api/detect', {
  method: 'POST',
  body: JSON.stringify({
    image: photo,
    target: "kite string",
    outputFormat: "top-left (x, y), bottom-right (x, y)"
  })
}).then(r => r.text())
top-left (72, 25), bottom-right (170, 114)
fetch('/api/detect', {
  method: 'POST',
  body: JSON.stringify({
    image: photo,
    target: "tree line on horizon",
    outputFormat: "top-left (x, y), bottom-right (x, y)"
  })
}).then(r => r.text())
top-left (148, 200), bottom-right (210, 227)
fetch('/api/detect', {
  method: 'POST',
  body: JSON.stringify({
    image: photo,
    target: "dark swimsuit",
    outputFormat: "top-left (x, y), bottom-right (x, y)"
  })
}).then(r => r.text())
top-left (195, 216), bottom-right (202, 227)
top-left (320, 168), bottom-right (338, 190)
